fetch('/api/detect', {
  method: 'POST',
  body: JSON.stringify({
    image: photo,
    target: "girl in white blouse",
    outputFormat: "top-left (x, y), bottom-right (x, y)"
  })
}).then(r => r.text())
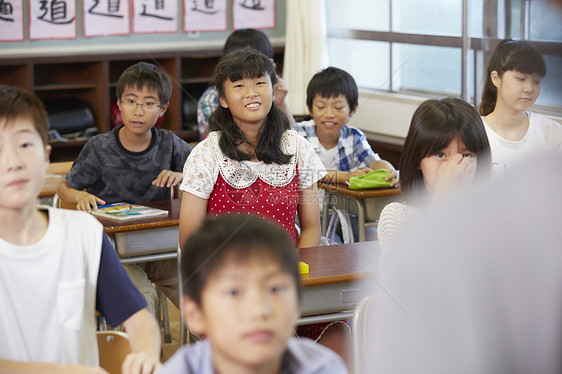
top-left (378, 98), bottom-right (491, 251)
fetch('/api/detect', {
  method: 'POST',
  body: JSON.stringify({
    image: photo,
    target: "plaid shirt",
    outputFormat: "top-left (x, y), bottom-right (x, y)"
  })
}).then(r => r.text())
top-left (196, 85), bottom-right (219, 140)
top-left (293, 119), bottom-right (380, 172)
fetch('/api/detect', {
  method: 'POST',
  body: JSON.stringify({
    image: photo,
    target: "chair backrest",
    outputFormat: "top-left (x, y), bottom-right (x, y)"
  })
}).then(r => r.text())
top-left (352, 294), bottom-right (376, 374)
top-left (97, 330), bottom-right (132, 374)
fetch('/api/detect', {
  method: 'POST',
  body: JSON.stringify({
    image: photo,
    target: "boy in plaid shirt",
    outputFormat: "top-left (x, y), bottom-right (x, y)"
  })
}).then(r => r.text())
top-left (294, 67), bottom-right (397, 185)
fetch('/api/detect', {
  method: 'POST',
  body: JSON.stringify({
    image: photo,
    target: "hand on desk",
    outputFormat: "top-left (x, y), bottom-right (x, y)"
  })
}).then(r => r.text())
top-left (76, 192), bottom-right (106, 213)
top-left (152, 170), bottom-right (182, 188)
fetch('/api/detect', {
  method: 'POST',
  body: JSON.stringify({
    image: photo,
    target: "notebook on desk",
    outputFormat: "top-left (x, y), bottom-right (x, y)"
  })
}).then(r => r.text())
top-left (92, 202), bottom-right (168, 221)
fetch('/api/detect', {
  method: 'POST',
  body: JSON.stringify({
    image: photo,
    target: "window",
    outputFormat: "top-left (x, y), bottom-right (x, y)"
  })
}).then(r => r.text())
top-left (326, 0), bottom-right (562, 114)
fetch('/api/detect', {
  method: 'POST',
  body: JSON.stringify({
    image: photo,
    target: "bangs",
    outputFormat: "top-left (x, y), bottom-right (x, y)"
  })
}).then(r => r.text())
top-left (418, 126), bottom-right (456, 159)
top-left (225, 61), bottom-right (270, 83)
top-left (506, 48), bottom-right (546, 77)
top-left (214, 48), bottom-right (276, 95)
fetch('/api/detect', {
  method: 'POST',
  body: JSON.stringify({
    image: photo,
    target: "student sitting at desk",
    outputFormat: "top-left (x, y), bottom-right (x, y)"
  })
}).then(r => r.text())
top-left (57, 62), bottom-right (192, 315)
top-left (0, 84), bottom-right (161, 373)
top-left (161, 215), bottom-right (347, 374)
top-left (294, 67), bottom-right (398, 186)
top-left (378, 98), bottom-right (491, 252)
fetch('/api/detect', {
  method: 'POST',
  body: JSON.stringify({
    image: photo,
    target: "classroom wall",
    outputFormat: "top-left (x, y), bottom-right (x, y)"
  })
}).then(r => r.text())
top-left (0, 0), bottom-right (286, 57)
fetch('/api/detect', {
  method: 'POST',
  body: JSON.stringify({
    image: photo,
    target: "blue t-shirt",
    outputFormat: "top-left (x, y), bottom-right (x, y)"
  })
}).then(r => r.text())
top-left (96, 233), bottom-right (146, 326)
top-left (66, 125), bottom-right (192, 204)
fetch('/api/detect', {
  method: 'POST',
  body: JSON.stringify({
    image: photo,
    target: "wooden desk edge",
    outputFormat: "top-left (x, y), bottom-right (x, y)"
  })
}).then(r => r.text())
top-left (317, 181), bottom-right (401, 198)
top-left (102, 219), bottom-right (180, 234)
top-left (301, 272), bottom-right (368, 287)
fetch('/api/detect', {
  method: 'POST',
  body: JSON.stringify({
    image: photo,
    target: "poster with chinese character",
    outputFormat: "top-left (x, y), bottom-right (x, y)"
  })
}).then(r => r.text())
top-left (232, 0), bottom-right (275, 30)
top-left (84, 0), bottom-right (130, 37)
top-left (184, 0), bottom-right (227, 32)
top-left (0, 0), bottom-right (24, 42)
top-left (29, 0), bottom-right (77, 40)
top-left (132, 0), bottom-right (177, 34)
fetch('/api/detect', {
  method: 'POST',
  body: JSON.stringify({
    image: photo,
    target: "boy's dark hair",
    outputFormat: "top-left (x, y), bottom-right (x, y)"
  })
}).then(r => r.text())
top-left (210, 48), bottom-right (292, 164)
top-left (181, 214), bottom-right (302, 306)
top-left (223, 28), bottom-right (274, 59)
top-left (479, 39), bottom-right (546, 116)
top-left (400, 98), bottom-right (491, 203)
top-left (306, 67), bottom-right (359, 112)
top-left (0, 84), bottom-right (49, 146)
top-left (116, 62), bottom-right (173, 104)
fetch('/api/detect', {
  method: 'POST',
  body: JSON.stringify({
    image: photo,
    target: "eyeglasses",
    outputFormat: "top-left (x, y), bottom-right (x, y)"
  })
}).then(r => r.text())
top-left (119, 98), bottom-right (164, 112)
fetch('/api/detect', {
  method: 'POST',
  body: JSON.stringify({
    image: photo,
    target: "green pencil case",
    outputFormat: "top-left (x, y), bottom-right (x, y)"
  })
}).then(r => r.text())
top-left (348, 169), bottom-right (394, 189)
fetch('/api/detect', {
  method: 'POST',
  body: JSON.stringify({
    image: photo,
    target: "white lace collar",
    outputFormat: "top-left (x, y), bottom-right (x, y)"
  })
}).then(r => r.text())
top-left (209, 130), bottom-right (298, 189)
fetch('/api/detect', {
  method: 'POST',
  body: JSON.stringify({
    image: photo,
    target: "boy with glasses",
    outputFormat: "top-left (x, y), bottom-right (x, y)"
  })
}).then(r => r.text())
top-left (57, 61), bottom-right (192, 315)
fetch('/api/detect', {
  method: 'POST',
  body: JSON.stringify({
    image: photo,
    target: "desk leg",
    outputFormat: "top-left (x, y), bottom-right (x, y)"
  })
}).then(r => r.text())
top-left (351, 198), bottom-right (366, 242)
top-left (321, 192), bottom-right (331, 236)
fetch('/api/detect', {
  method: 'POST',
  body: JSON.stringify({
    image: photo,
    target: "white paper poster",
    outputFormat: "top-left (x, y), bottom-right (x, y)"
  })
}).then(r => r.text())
top-left (0, 0), bottom-right (24, 41)
top-left (84, 0), bottom-right (130, 37)
top-left (184, 0), bottom-right (227, 32)
top-left (232, 0), bottom-right (275, 30)
top-left (133, 0), bottom-right (177, 34)
top-left (29, 0), bottom-right (77, 40)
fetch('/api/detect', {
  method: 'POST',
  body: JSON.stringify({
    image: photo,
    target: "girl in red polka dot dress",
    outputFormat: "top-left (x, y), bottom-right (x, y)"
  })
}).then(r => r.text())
top-left (179, 47), bottom-right (326, 249)
top-left (178, 48), bottom-right (351, 367)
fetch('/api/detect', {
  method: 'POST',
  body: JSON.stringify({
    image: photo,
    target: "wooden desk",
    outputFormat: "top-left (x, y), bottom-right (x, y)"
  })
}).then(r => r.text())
top-left (95, 200), bottom-right (181, 264)
top-left (40, 174), bottom-right (65, 197)
top-left (298, 241), bottom-right (380, 324)
top-left (318, 181), bottom-right (402, 242)
top-left (96, 202), bottom-right (381, 324)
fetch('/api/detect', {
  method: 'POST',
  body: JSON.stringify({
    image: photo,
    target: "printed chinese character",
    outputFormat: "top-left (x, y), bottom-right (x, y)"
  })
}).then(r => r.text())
top-left (191, 0), bottom-right (217, 15)
top-left (140, 0), bottom-right (173, 20)
top-left (38, 0), bottom-right (75, 24)
top-left (0, 0), bottom-right (14, 22)
top-left (240, 0), bottom-right (264, 11)
top-left (88, 0), bottom-right (124, 18)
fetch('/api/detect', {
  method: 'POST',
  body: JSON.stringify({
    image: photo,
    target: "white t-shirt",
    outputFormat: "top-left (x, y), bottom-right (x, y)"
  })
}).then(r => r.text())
top-left (0, 207), bottom-right (102, 365)
top-left (317, 145), bottom-right (340, 171)
top-left (482, 112), bottom-right (562, 178)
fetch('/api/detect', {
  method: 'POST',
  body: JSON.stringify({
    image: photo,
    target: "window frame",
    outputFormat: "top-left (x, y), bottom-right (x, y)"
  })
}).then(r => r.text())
top-left (326, 0), bottom-right (562, 116)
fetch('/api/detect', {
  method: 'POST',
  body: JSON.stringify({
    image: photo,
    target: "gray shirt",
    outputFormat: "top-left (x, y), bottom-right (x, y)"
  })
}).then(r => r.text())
top-left (66, 125), bottom-right (191, 204)
top-left (159, 337), bottom-right (348, 374)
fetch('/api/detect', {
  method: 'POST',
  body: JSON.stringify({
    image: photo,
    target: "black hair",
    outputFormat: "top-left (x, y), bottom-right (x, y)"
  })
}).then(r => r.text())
top-left (306, 67), bottom-right (359, 112)
top-left (0, 84), bottom-right (49, 146)
top-left (223, 28), bottom-right (274, 58)
top-left (209, 48), bottom-right (292, 164)
top-left (479, 39), bottom-right (546, 116)
top-left (181, 214), bottom-right (302, 306)
top-left (116, 62), bottom-right (173, 104)
top-left (400, 98), bottom-right (491, 203)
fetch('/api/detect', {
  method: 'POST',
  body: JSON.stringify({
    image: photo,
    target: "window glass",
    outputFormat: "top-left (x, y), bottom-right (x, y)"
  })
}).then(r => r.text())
top-left (528, 0), bottom-right (562, 41)
top-left (392, 0), bottom-right (461, 35)
top-left (392, 44), bottom-right (461, 96)
top-left (326, 0), bottom-right (389, 31)
top-left (328, 38), bottom-right (390, 91)
top-left (469, 0), bottom-right (485, 38)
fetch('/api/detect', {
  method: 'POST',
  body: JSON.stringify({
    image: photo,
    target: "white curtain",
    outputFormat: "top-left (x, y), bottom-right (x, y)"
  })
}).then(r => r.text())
top-left (283, 0), bottom-right (329, 116)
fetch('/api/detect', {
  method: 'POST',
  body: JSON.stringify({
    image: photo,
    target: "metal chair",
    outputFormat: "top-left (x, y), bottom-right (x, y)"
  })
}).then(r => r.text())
top-left (352, 294), bottom-right (376, 374)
